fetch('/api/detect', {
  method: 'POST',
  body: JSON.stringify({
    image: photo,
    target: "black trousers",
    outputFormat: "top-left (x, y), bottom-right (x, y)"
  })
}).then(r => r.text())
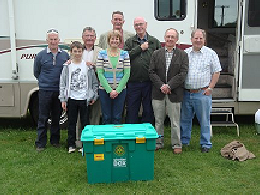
top-left (68, 99), bottom-right (89, 148)
top-left (35, 90), bottom-right (60, 148)
top-left (127, 81), bottom-right (154, 124)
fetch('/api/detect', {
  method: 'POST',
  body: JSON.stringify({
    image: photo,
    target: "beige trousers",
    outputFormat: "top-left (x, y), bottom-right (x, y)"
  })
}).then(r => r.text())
top-left (152, 96), bottom-right (182, 149)
top-left (89, 99), bottom-right (101, 125)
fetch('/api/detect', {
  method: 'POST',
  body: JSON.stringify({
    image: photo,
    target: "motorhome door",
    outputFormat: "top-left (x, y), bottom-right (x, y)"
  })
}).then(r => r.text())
top-left (238, 0), bottom-right (260, 101)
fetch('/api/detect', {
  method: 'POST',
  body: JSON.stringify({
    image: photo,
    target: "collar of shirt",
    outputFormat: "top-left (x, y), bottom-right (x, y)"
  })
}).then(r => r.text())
top-left (191, 45), bottom-right (206, 53)
top-left (47, 47), bottom-right (61, 53)
top-left (137, 34), bottom-right (148, 43)
top-left (83, 45), bottom-right (95, 51)
top-left (165, 47), bottom-right (176, 52)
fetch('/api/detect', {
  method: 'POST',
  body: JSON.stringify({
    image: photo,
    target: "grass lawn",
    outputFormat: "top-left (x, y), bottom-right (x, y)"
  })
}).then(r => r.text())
top-left (0, 118), bottom-right (259, 194)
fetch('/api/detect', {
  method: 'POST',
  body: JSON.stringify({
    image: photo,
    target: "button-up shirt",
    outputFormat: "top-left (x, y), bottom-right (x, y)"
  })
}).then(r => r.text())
top-left (83, 46), bottom-right (94, 69)
top-left (83, 49), bottom-right (94, 63)
top-left (165, 47), bottom-right (176, 79)
top-left (137, 34), bottom-right (147, 45)
top-left (47, 47), bottom-right (61, 65)
top-left (184, 46), bottom-right (222, 89)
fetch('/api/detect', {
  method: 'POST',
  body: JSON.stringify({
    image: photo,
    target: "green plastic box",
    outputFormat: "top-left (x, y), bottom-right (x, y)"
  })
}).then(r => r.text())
top-left (81, 123), bottom-right (158, 184)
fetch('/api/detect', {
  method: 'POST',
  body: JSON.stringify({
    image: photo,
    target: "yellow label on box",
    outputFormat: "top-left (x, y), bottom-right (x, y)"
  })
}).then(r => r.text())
top-left (94, 138), bottom-right (104, 145)
top-left (94, 154), bottom-right (104, 161)
top-left (136, 137), bottom-right (146, 143)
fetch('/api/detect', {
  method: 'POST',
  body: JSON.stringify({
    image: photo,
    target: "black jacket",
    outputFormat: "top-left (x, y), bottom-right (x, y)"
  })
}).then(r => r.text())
top-left (124, 33), bottom-right (161, 82)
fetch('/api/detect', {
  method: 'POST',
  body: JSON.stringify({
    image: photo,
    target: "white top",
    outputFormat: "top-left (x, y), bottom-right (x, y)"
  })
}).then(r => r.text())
top-left (184, 46), bottom-right (222, 89)
top-left (83, 50), bottom-right (94, 68)
top-left (68, 60), bottom-right (88, 100)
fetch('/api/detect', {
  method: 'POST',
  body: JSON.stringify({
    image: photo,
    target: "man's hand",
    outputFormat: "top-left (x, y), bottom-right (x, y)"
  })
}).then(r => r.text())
top-left (86, 62), bottom-right (94, 66)
top-left (166, 87), bottom-right (171, 94)
top-left (203, 88), bottom-right (213, 96)
top-left (110, 90), bottom-right (119, 99)
top-left (141, 42), bottom-right (149, 51)
top-left (160, 84), bottom-right (171, 94)
top-left (89, 100), bottom-right (95, 105)
top-left (65, 59), bottom-right (71, 65)
top-left (62, 102), bottom-right (66, 111)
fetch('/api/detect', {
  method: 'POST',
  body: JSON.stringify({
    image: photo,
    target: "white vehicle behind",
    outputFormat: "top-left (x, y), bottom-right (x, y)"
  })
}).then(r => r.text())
top-left (0, 0), bottom-right (260, 125)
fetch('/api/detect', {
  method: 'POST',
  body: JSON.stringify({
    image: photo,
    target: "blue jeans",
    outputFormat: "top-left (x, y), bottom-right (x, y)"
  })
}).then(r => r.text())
top-left (35, 90), bottom-right (60, 148)
top-left (99, 89), bottom-right (126, 124)
top-left (180, 90), bottom-right (212, 149)
top-left (127, 81), bottom-right (154, 124)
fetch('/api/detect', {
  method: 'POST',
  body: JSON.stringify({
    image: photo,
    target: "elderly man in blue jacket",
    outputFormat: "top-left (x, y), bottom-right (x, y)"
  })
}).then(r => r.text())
top-left (34, 29), bottom-right (69, 151)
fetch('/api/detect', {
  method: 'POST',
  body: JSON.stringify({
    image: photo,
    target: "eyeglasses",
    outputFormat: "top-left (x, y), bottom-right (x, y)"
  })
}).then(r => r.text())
top-left (165, 35), bottom-right (177, 39)
top-left (83, 35), bottom-right (95, 38)
top-left (134, 23), bottom-right (144, 27)
top-left (47, 29), bottom-right (59, 34)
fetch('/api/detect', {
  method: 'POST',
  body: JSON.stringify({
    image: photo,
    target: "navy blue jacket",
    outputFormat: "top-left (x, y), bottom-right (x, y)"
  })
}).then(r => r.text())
top-left (34, 48), bottom-right (69, 91)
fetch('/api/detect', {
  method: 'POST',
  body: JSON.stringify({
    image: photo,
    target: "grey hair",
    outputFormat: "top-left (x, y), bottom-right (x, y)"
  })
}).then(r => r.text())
top-left (165, 28), bottom-right (179, 39)
top-left (82, 27), bottom-right (96, 36)
top-left (191, 29), bottom-right (207, 39)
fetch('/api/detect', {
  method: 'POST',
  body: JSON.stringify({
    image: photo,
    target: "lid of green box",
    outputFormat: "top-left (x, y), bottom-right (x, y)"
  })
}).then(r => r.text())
top-left (81, 123), bottom-right (158, 141)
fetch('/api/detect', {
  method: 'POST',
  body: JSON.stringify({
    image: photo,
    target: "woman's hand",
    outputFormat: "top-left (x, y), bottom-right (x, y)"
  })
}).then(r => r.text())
top-left (110, 90), bottom-right (119, 99)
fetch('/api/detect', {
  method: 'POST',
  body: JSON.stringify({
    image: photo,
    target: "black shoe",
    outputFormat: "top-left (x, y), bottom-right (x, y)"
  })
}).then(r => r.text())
top-left (201, 147), bottom-right (209, 153)
top-left (52, 143), bottom-right (60, 148)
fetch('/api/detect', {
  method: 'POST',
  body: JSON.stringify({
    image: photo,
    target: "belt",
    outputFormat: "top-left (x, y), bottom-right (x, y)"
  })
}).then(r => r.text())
top-left (185, 87), bottom-right (208, 93)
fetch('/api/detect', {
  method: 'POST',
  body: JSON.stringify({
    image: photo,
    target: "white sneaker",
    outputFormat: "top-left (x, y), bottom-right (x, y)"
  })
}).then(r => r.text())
top-left (78, 148), bottom-right (83, 153)
top-left (68, 147), bottom-right (76, 154)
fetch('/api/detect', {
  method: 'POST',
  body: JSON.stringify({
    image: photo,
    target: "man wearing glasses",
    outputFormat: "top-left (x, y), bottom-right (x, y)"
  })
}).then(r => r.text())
top-left (124, 17), bottom-right (161, 124)
top-left (82, 27), bottom-right (101, 125)
top-left (34, 29), bottom-right (69, 151)
top-left (98, 11), bottom-right (134, 50)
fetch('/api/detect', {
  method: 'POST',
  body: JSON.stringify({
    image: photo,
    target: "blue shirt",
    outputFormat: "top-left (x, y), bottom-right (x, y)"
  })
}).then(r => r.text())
top-left (34, 47), bottom-right (69, 91)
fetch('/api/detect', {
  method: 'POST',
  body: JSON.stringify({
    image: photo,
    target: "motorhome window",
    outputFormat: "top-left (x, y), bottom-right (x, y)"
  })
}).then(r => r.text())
top-left (154, 0), bottom-right (186, 21)
top-left (213, 0), bottom-right (238, 28)
top-left (248, 0), bottom-right (260, 27)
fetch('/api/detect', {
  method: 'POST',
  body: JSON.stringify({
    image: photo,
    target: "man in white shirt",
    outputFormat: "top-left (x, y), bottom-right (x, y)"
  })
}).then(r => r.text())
top-left (181, 29), bottom-right (221, 153)
top-left (82, 27), bottom-right (102, 125)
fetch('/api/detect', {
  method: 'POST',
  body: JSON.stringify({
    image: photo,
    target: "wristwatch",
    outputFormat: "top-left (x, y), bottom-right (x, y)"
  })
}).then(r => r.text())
top-left (207, 87), bottom-right (213, 91)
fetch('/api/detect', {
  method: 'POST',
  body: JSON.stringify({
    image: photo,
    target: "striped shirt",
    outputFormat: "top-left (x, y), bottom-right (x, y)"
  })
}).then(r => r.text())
top-left (184, 46), bottom-right (222, 89)
top-left (96, 50), bottom-right (130, 93)
top-left (165, 47), bottom-right (176, 79)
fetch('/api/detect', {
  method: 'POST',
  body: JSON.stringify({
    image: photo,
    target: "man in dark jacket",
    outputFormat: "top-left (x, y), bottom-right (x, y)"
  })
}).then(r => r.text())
top-left (124, 16), bottom-right (161, 124)
top-left (149, 28), bottom-right (189, 154)
top-left (34, 29), bottom-right (69, 151)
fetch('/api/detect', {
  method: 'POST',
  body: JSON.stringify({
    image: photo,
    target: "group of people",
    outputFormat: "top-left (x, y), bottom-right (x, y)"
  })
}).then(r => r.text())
top-left (33, 11), bottom-right (221, 154)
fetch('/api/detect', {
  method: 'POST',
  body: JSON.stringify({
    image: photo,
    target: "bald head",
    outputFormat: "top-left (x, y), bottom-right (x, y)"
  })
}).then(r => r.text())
top-left (134, 16), bottom-right (147, 37)
top-left (134, 16), bottom-right (146, 23)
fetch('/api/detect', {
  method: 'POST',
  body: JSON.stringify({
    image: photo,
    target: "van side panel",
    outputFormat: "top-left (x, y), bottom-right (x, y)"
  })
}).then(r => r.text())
top-left (0, 82), bottom-right (20, 117)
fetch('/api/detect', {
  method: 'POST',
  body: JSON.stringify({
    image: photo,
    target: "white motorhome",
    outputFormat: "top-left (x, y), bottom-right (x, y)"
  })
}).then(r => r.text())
top-left (1, 0), bottom-right (260, 125)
